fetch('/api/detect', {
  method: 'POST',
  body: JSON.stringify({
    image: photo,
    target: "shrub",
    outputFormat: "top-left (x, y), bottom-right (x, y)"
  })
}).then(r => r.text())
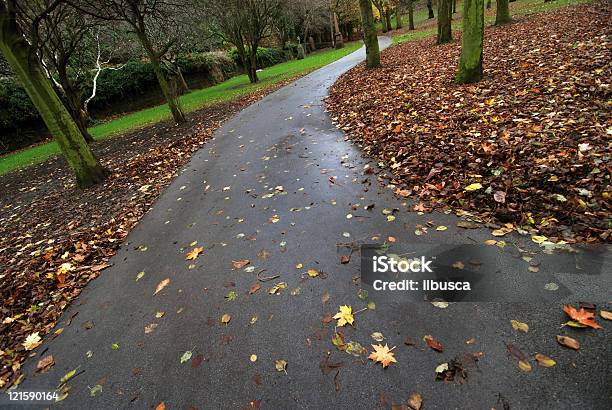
top-left (229, 47), bottom-right (287, 69)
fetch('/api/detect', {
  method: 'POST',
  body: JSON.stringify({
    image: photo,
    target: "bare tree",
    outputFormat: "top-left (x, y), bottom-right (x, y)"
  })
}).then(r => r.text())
top-left (0, 0), bottom-right (107, 187)
top-left (69, 0), bottom-right (189, 124)
top-left (203, 0), bottom-right (281, 84)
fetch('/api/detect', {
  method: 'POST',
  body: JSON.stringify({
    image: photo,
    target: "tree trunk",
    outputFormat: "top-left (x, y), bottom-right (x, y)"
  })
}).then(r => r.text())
top-left (408, 0), bottom-right (415, 30)
top-left (486, 0), bottom-right (491, 9)
top-left (136, 31), bottom-right (186, 124)
top-left (437, 0), bottom-right (452, 44)
top-left (0, 5), bottom-right (106, 187)
top-left (456, 0), bottom-right (484, 84)
top-left (427, 0), bottom-right (435, 19)
top-left (375, 3), bottom-right (388, 33)
top-left (57, 69), bottom-right (94, 143)
top-left (359, 0), bottom-right (380, 69)
top-left (395, 5), bottom-right (403, 29)
top-left (495, 0), bottom-right (511, 24)
top-left (334, 12), bottom-right (344, 48)
top-left (453, 0), bottom-right (457, 13)
top-left (245, 46), bottom-right (259, 83)
top-left (385, 9), bottom-right (392, 31)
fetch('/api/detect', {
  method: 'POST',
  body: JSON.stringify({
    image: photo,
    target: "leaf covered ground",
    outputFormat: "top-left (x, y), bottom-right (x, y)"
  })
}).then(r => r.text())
top-left (327, 2), bottom-right (611, 243)
top-left (0, 81), bottom-right (293, 388)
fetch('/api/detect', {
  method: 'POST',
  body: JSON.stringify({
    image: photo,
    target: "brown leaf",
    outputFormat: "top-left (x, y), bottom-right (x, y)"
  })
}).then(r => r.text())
top-left (232, 259), bottom-right (250, 269)
top-left (191, 353), bottom-right (204, 368)
top-left (249, 283), bottom-right (261, 294)
top-left (340, 255), bottom-right (350, 264)
top-left (557, 335), bottom-right (580, 350)
top-left (36, 355), bottom-right (54, 373)
top-left (600, 310), bottom-right (612, 320)
top-left (185, 247), bottom-right (204, 260)
top-left (423, 335), bottom-right (444, 352)
top-left (156, 403), bottom-right (166, 410)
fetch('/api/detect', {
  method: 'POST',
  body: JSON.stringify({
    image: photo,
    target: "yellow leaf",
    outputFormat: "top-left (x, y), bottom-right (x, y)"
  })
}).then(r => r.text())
top-left (464, 183), bottom-right (483, 191)
top-left (535, 353), bottom-right (556, 368)
top-left (511, 320), bottom-right (529, 333)
top-left (307, 269), bottom-right (320, 278)
top-left (368, 344), bottom-right (397, 368)
top-left (436, 226), bottom-right (448, 231)
top-left (185, 246), bottom-right (204, 260)
top-left (275, 359), bottom-right (287, 372)
top-left (250, 354), bottom-right (258, 362)
top-left (22, 332), bottom-right (42, 351)
top-left (600, 310), bottom-right (612, 320)
top-left (518, 359), bottom-right (532, 372)
top-left (333, 305), bottom-right (354, 327)
top-left (531, 235), bottom-right (548, 244)
top-left (484, 239), bottom-right (497, 246)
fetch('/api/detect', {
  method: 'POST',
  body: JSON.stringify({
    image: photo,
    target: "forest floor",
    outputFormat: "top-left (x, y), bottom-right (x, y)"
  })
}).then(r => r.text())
top-left (0, 82), bottom-right (295, 388)
top-left (328, 1), bottom-right (610, 243)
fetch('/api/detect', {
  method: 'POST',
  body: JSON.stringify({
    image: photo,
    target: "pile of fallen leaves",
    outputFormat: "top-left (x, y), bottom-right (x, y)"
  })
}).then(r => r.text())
top-left (327, 2), bottom-right (611, 242)
top-left (0, 80), bottom-right (293, 388)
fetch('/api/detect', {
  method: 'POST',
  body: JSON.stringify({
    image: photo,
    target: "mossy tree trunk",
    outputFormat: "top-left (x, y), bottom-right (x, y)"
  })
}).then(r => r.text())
top-left (455, 0), bottom-right (484, 84)
top-left (359, 0), bottom-right (380, 69)
top-left (395, 4), bottom-right (403, 29)
top-left (57, 64), bottom-right (94, 143)
top-left (0, 2), bottom-right (106, 187)
top-left (437, 0), bottom-right (453, 44)
top-left (427, 0), bottom-right (435, 19)
top-left (408, 0), bottom-right (415, 29)
top-left (385, 9), bottom-right (392, 31)
top-left (135, 31), bottom-right (186, 124)
top-left (495, 0), bottom-right (511, 24)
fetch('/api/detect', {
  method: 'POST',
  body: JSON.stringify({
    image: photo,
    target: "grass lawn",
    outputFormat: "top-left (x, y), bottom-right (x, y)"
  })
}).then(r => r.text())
top-left (0, 42), bottom-right (362, 176)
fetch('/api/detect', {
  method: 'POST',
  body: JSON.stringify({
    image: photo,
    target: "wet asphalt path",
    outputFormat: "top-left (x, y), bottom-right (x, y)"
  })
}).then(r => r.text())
top-left (10, 38), bottom-right (611, 409)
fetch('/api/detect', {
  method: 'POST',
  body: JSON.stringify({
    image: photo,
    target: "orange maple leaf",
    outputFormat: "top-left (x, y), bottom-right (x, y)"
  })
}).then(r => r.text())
top-left (563, 304), bottom-right (602, 329)
top-left (185, 247), bottom-right (204, 260)
top-left (368, 344), bottom-right (397, 368)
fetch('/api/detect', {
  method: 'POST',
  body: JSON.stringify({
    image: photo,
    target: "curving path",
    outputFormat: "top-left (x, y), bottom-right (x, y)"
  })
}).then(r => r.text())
top-left (12, 38), bottom-right (610, 410)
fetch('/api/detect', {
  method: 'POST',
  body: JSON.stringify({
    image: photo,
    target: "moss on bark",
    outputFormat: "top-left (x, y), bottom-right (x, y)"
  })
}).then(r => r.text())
top-left (360, 0), bottom-right (381, 69)
top-left (455, 0), bottom-right (484, 84)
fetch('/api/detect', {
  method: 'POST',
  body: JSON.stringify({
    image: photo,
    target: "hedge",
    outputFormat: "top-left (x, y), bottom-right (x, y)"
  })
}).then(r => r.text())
top-left (0, 51), bottom-right (236, 154)
top-left (229, 47), bottom-right (287, 70)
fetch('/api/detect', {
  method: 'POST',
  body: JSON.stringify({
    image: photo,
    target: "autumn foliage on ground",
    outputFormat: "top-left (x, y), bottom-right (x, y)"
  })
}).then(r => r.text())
top-left (328, 3), bottom-right (611, 243)
top-left (0, 83), bottom-right (291, 388)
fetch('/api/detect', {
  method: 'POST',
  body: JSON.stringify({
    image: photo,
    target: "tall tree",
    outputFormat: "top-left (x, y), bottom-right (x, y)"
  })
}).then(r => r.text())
top-left (437, 0), bottom-right (452, 44)
top-left (359, 0), bottom-right (380, 68)
top-left (495, 0), bottom-right (511, 25)
top-left (372, 0), bottom-right (388, 32)
top-left (427, 0), bottom-right (434, 19)
top-left (23, 1), bottom-right (101, 143)
top-left (204, 0), bottom-right (280, 84)
top-left (455, 0), bottom-right (484, 84)
top-left (71, 0), bottom-right (187, 124)
top-left (0, 0), bottom-right (107, 187)
top-left (406, 0), bottom-right (415, 30)
top-left (394, 0), bottom-right (402, 29)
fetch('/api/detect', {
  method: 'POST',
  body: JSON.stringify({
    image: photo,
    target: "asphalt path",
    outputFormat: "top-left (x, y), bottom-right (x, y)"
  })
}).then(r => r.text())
top-left (9, 38), bottom-right (611, 410)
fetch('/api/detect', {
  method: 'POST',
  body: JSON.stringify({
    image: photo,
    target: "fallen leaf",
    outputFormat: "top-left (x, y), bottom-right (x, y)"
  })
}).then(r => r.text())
top-left (600, 310), bottom-right (612, 320)
top-left (518, 359), bottom-right (532, 372)
top-left (333, 305), bottom-right (354, 327)
top-left (464, 183), bottom-right (483, 191)
top-left (563, 304), bottom-right (602, 329)
top-left (22, 332), bottom-right (42, 351)
top-left (232, 259), bottom-right (250, 269)
top-left (156, 402), bottom-right (166, 410)
top-left (511, 320), bottom-right (529, 333)
top-left (407, 392), bottom-right (423, 410)
top-left (180, 350), bottom-right (193, 363)
top-left (36, 355), bottom-right (54, 373)
top-left (535, 353), bottom-right (556, 367)
top-left (221, 313), bottom-right (231, 324)
top-left (154, 278), bottom-right (170, 295)
top-left (185, 246), bottom-right (204, 260)
top-left (250, 354), bottom-right (258, 362)
top-left (340, 255), bottom-right (350, 264)
top-left (144, 323), bottom-right (158, 334)
top-left (557, 335), bottom-right (580, 350)
top-left (423, 335), bottom-right (444, 352)
top-left (249, 283), bottom-right (261, 294)
top-left (60, 368), bottom-right (78, 384)
top-left (368, 344), bottom-right (397, 368)
top-left (275, 359), bottom-right (287, 372)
